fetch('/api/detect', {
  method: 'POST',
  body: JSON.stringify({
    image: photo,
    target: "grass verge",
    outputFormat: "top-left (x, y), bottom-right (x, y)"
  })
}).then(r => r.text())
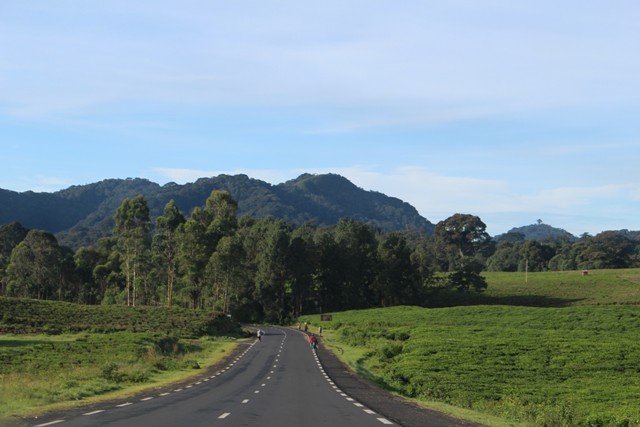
top-left (0, 332), bottom-right (241, 422)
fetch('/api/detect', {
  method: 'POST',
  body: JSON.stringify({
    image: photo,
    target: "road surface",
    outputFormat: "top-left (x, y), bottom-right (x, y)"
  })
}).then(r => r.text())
top-left (24, 327), bottom-right (476, 427)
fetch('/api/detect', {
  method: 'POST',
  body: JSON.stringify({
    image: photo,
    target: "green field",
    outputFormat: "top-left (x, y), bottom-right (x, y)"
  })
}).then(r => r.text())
top-left (430, 269), bottom-right (640, 308)
top-left (302, 269), bottom-right (640, 427)
top-left (0, 298), bottom-right (245, 422)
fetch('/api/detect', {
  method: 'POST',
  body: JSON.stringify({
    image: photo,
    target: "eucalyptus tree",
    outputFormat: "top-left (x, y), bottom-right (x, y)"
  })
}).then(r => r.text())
top-left (0, 222), bottom-right (29, 295)
top-left (206, 234), bottom-right (246, 314)
top-left (176, 207), bottom-right (210, 309)
top-left (113, 195), bottom-right (151, 306)
top-left (254, 220), bottom-right (291, 323)
top-left (91, 237), bottom-right (123, 304)
top-left (153, 200), bottom-right (185, 306)
top-left (205, 190), bottom-right (238, 243)
top-left (6, 230), bottom-right (63, 300)
top-left (176, 191), bottom-right (239, 309)
top-left (72, 246), bottom-right (102, 304)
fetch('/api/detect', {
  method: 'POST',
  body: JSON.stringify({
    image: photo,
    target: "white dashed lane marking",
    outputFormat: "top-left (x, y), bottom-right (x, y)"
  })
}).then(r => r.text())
top-left (218, 412), bottom-right (231, 419)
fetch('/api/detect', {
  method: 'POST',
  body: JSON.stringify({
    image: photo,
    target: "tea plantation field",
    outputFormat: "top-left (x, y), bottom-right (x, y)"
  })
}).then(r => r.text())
top-left (0, 298), bottom-right (246, 421)
top-left (302, 269), bottom-right (640, 427)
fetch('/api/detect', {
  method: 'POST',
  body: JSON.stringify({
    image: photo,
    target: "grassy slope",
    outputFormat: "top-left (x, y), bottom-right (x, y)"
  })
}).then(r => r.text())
top-left (302, 269), bottom-right (640, 427)
top-left (0, 298), bottom-right (246, 421)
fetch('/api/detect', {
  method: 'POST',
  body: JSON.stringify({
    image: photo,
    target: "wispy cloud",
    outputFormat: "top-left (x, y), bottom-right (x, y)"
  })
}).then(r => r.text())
top-left (2, 1), bottom-right (638, 124)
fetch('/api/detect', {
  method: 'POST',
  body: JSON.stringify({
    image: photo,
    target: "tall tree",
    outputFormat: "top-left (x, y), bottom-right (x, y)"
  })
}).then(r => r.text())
top-left (447, 256), bottom-right (488, 293)
top-left (73, 246), bottom-right (102, 304)
top-left (152, 200), bottom-right (185, 306)
top-left (434, 213), bottom-right (491, 271)
top-left (288, 224), bottom-right (317, 318)
top-left (486, 241), bottom-right (520, 272)
top-left (0, 222), bottom-right (29, 296)
top-left (206, 235), bottom-right (246, 314)
top-left (574, 231), bottom-right (635, 269)
top-left (518, 240), bottom-right (555, 272)
top-left (376, 233), bottom-right (420, 306)
top-left (205, 190), bottom-right (238, 243)
top-left (176, 208), bottom-right (210, 309)
top-left (92, 237), bottom-right (123, 304)
top-left (331, 219), bottom-right (379, 310)
top-left (6, 230), bottom-right (63, 299)
top-left (254, 220), bottom-right (291, 323)
top-left (113, 195), bottom-right (151, 306)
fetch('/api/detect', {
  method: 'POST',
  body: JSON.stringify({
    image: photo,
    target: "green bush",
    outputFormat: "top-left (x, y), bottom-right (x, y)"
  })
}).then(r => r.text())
top-left (100, 362), bottom-right (124, 383)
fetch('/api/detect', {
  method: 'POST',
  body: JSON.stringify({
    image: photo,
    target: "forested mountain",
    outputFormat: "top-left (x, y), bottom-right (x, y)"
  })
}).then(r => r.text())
top-left (0, 173), bottom-right (435, 248)
top-left (495, 221), bottom-right (577, 243)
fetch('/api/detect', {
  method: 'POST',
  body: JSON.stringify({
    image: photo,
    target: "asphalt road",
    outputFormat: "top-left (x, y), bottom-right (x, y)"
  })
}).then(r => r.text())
top-left (20, 327), bottom-right (478, 427)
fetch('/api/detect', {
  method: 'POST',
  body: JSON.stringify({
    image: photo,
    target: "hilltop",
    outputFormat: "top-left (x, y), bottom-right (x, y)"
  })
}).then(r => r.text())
top-left (495, 221), bottom-right (577, 242)
top-left (0, 173), bottom-right (435, 248)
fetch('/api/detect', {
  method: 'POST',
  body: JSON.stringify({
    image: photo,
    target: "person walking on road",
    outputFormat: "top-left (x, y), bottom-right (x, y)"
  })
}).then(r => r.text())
top-left (309, 334), bottom-right (317, 351)
top-left (257, 329), bottom-right (263, 342)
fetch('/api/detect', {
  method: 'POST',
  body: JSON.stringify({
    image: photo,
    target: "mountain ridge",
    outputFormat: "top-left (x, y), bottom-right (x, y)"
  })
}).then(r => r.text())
top-left (0, 173), bottom-right (435, 248)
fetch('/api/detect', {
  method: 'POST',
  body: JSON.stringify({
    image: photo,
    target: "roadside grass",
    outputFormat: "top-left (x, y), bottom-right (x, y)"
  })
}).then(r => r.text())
top-left (0, 332), bottom-right (239, 420)
top-left (302, 269), bottom-right (640, 427)
top-left (0, 297), bottom-right (248, 422)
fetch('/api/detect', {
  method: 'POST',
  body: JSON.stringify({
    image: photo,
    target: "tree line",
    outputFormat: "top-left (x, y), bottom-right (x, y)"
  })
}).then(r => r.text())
top-left (1, 191), bottom-right (639, 323)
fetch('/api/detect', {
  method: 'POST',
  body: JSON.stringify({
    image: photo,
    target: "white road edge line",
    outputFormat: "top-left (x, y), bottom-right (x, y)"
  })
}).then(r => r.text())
top-left (377, 417), bottom-right (394, 425)
top-left (34, 421), bottom-right (65, 427)
top-left (83, 410), bottom-right (105, 415)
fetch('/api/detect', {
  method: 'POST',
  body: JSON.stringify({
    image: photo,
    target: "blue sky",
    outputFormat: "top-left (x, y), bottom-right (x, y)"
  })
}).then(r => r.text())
top-left (1, 1), bottom-right (639, 236)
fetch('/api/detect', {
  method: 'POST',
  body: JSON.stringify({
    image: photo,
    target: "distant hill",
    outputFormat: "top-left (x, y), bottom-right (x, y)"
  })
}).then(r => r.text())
top-left (495, 222), bottom-right (577, 242)
top-left (0, 173), bottom-right (435, 249)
